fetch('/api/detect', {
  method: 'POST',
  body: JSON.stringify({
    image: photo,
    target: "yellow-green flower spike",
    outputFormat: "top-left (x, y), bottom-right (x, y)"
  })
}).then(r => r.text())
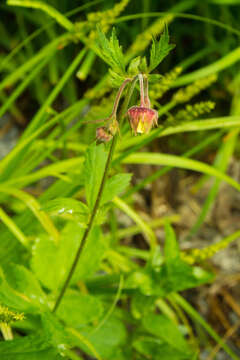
top-left (173, 74), bottom-right (217, 104)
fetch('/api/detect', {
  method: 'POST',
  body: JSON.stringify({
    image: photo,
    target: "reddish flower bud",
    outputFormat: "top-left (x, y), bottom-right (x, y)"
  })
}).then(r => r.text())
top-left (127, 106), bottom-right (158, 135)
top-left (96, 127), bottom-right (112, 142)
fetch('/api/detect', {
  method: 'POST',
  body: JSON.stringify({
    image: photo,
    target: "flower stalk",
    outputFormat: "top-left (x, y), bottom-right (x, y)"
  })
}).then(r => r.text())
top-left (96, 78), bottom-right (131, 142)
top-left (52, 78), bottom-right (134, 313)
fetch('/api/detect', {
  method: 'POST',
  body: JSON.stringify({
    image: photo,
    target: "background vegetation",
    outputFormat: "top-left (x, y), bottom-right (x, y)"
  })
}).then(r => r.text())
top-left (0, 0), bottom-right (240, 359)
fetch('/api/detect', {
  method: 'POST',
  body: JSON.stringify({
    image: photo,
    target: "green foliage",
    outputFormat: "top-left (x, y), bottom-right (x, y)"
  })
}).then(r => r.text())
top-left (2, 264), bottom-right (47, 310)
top-left (133, 337), bottom-right (192, 360)
top-left (31, 223), bottom-right (108, 289)
top-left (96, 27), bottom-right (126, 75)
top-left (102, 173), bottom-right (132, 205)
top-left (149, 26), bottom-right (175, 72)
top-left (56, 290), bottom-right (103, 327)
top-left (42, 198), bottom-right (89, 225)
top-left (0, 334), bottom-right (61, 360)
top-left (142, 313), bottom-right (192, 355)
top-left (84, 143), bottom-right (131, 209)
top-left (84, 142), bottom-right (108, 210)
top-left (0, 0), bottom-right (240, 359)
top-left (78, 315), bottom-right (127, 359)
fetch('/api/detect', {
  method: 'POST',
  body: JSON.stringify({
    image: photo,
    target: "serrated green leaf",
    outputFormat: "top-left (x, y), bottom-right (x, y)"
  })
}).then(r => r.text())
top-left (56, 289), bottom-right (103, 327)
top-left (101, 173), bottom-right (132, 206)
top-left (96, 27), bottom-right (125, 74)
top-left (41, 198), bottom-right (89, 226)
top-left (110, 28), bottom-right (125, 73)
top-left (84, 142), bottom-right (108, 211)
top-left (149, 26), bottom-right (175, 72)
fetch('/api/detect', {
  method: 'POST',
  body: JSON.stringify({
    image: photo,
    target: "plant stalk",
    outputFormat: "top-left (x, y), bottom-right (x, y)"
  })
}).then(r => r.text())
top-left (52, 79), bottom-right (134, 313)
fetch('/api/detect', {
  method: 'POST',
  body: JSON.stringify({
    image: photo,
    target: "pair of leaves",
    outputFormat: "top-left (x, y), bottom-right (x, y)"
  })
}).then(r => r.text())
top-left (97, 26), bottom-right (174, 78)
top-left (97, 26), bottom-right (174, 89)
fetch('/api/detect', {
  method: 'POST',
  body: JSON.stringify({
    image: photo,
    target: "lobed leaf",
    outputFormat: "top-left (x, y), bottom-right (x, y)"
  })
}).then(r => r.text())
top-left (96, 27), bottom-right (125, 74)
top-left (149, 26), bottom-right (175, 72)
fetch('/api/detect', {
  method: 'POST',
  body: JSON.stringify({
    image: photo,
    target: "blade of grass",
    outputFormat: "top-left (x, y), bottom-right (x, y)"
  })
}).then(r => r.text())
top-left (113, 196), bottom-right (157, 253)
top-left (187, 84), bottom-right (240, 237)
top-left (0, 157), bottom-right (84, 189)
top-left (124, 131), bottom-right (223, 197)
top-left (0, 207), bottom-right (29, 248)
top-left (119, 116), bottom-right (240, 152)
top-left (187, 129), bottom-right (239, 238)
top-left (0, 54), bottom-right (54, 119)
top-left (174, 46), bottom-right (240, 86)
top-left (7, 0), bottom-right (75, 32)
top-left (170, 293), bottom-right (240, 360)
top-left (0, 33), bottom-right (72, 92)
top-left (0, 99), bottom-right (87, 175)
top-left (122, 152), bottom-right (240, 192)
top-left (116, 11), bottom-right (240, 38)
top-left (0, 0), bottom-right (104, 73)
top-left (23, 47), bottom-right (87, 136)
top-left (0, 187), bottom-right (59, 244)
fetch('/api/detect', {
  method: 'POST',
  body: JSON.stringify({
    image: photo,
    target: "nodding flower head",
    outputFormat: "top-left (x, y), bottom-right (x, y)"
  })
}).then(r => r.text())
top-left (127, 74), bottom-right (158, 135)
top-left (127, 106), bottom-right (158, 135)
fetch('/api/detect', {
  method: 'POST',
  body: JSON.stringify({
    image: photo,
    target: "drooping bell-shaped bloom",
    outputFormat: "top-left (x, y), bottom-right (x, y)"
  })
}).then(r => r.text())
top-left (127, 74), bottom-right (158, 135)
top-left (127, 106), bottom-right (158, 135)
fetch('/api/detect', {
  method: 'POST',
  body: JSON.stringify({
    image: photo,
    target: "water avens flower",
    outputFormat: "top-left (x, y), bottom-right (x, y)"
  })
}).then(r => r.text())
top-left (127, 106), bottom-right (158, 135)
top-left (127, 74), bottom-right (158, 135)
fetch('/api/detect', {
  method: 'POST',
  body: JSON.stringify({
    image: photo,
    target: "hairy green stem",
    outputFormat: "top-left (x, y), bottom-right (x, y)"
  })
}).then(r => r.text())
top-left (52, 137), bottom-right (116, 313)
top-left (52, 79), bottom-right (134, 313)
